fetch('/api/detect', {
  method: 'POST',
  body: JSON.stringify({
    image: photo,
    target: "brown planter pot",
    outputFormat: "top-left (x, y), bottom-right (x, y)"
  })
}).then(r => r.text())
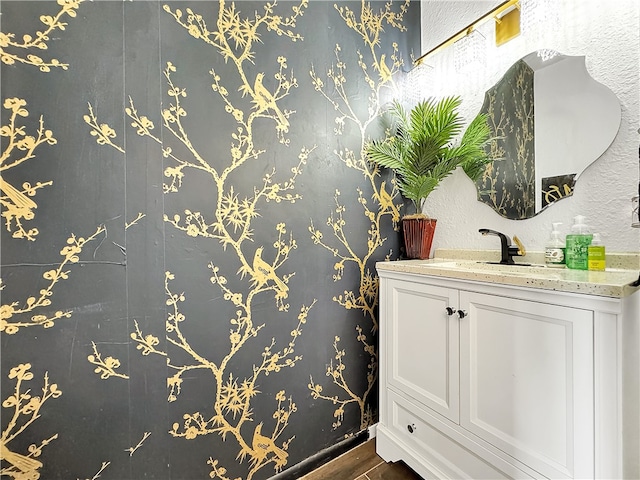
top-left (402, 217), bottom-right (437, 259)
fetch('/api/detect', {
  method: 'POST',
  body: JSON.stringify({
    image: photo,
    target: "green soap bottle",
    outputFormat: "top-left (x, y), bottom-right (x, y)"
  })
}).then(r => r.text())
top-left (565, 215), bottom-right (592, 270)
top-left (588, 233), bottom-right (606, 271)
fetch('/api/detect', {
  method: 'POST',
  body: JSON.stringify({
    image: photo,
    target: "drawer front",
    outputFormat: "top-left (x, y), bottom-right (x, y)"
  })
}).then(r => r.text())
top-left (387, 390), bottom-right (535, 479)
top-left (387, 279), bottom-right (460, 422)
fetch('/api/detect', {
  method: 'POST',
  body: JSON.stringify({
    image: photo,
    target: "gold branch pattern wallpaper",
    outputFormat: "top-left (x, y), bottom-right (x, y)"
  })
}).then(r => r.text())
top-left (475, 59), bottom-right (535, 220)
top-left (0, 1), bottom-right (419, 479)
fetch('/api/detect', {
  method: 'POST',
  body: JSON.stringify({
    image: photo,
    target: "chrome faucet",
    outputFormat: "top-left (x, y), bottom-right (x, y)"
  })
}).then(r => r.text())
top-left (479, 229), bottom-right (526, 264)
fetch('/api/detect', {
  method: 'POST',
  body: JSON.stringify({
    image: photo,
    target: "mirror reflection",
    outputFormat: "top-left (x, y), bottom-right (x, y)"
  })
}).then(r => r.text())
top-left (473, 50), bottom-right (621, 219)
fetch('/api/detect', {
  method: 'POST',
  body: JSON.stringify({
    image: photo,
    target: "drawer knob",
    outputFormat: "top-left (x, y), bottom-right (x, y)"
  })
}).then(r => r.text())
top-left (407, 423), bottom-right (417, 434)
top-left (445, 306), bottom-right (456, 316)
top-left (457, 309), bottom-right (467, 319)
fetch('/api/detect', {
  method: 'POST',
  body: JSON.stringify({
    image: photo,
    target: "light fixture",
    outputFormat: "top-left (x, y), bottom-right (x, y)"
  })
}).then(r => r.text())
top-left (414, 0), bottom-right (520, 67)
top-left (520, 0), bottom-right (560, 59)
top-left (402, 62), bottom-right (434, 107)
top-left (454, 29), bottom-right (486, 72)
top-left (536, 48), bottom-right (559, 62)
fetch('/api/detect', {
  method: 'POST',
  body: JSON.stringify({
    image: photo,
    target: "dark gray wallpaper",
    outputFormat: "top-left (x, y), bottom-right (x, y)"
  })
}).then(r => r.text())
top-left (0, 1), bottom-right (419, 479)
top-left (476, 58), bottom-right (535, 220)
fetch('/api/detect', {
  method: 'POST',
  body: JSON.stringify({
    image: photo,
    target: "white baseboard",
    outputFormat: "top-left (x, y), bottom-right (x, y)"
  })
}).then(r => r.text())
top-left (368, 422), bottom-right (378, 439)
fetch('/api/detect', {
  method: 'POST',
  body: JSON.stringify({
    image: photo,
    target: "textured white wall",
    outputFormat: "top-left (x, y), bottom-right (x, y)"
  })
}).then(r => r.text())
top-left (417, 0), bottom-right (640, 254)
top-left (420, 1), bottom-right (498, 53)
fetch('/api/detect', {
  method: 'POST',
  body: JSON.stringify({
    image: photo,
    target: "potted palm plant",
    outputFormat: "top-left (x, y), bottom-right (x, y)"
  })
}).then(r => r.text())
top-left (365, 96), bottom-right (494, 259)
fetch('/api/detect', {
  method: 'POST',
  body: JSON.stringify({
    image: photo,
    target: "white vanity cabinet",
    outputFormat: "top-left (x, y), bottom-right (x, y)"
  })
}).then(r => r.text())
top-left (377, 267), bottom-right (640, 480)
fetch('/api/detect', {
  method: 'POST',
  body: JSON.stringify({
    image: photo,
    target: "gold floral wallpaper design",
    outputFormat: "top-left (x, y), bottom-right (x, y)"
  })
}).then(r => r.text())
top-left (115, 4), bottom-right (314, 475)
top-left (1, 226), bottom-right (106, 335)
top-left (541, 173), bottom-right (575, 208)
top-left (1, 3), bottom-right (106, 479)
top-left (1, 364), bottom-right (61, 480)
top-left (307, 0), bottom-right (407, 431)
top-left (1, 1), bottom-right (419, 479)
top-left (475, 59), bottom-right (535, 220)
top-left (0, 98), bottom-right (57, 242)
top-left (0, 0), bottom-right (81, 72)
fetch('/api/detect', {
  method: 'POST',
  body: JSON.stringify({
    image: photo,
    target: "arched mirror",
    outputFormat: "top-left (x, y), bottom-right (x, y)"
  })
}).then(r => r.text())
top-left (473, 50), bottom-right (621, 219)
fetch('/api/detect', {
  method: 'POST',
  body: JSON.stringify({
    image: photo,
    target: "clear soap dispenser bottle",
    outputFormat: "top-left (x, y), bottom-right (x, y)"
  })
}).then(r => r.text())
top-left (544, 222), bottom-right (565, 267)
top-left (565, 215), bottom-right (593, 270)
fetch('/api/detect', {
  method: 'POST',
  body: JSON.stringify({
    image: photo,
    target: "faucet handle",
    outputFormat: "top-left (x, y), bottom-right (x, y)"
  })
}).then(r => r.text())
top-left (513, 235), bottom-right (526, 256)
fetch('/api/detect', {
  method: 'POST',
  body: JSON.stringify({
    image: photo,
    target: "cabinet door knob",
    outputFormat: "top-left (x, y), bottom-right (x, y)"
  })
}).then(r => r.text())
top-left (457, 309), bottom-right (467, 319)
top-left (445, 307), bottom-right (456, 316)
top-left (407, 423), bottom-right (417, 434)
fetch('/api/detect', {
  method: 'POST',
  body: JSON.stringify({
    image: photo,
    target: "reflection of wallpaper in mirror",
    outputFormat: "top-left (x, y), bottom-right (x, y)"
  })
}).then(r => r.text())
top-left (476, 59), bottom-right (535, 220)
top-left (472, 51), bottom-right (621, 220)
top-left (542, 173), bottom-right (576, 209)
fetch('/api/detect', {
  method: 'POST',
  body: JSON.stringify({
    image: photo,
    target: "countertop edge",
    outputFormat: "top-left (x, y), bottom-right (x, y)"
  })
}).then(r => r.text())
top-left (376, 257), bottom-right (640, 299)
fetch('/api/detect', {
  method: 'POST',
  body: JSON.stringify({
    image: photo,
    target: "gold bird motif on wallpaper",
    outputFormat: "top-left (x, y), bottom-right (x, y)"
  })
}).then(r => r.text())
top-left (252, 73), bottom-right (289, 131)
top-left (0, 441), bottom-right (43, 477)
top-left (251, 422), bottom-right (288, 467)
top-left (0, 176), bottom-right (37, 214)
top-left (378, 181), bottom-right (400, 222)
top-left (378, 54), bottom-right (393, 84)
top-left (252, 247), bottom-right (288, 296)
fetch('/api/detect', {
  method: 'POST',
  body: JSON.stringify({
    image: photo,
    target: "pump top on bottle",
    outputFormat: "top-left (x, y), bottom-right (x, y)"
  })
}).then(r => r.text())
top-left (544, 222), bottom-right (565, 267)
top-left (570, 215), bottom-right (589, 234)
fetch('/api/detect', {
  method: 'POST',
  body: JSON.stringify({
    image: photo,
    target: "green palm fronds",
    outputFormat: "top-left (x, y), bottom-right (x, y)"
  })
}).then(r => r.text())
top-left (365, 96), bottom-right (494, 215)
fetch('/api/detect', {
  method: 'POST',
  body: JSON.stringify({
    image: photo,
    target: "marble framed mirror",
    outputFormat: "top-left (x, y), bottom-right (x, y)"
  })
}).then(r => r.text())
top-left (473, 50), bottom-right (621, 219)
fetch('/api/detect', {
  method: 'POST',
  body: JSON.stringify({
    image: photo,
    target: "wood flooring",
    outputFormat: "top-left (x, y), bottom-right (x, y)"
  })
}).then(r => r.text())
top-left (300, 438), bottom-right (423, 480)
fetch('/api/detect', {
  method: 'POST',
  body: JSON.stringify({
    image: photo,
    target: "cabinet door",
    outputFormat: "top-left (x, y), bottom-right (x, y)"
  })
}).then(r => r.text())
top-left (387, 279), bottom-right (460, 422)
top-left (459, 291), bottom-right (594, 479)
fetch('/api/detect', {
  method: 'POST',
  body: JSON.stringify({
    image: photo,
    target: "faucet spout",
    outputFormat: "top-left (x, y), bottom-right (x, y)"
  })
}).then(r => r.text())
top-left (479, 228), bottom-right (523, 264)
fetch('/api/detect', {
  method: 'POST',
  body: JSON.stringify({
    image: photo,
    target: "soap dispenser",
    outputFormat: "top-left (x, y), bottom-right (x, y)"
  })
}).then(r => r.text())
top-left (565, 215), bottom-right (593, 270)
top-left (544, 222), bottom-right (565, 267)
top-left (588, 233), bottom-right (606, 271)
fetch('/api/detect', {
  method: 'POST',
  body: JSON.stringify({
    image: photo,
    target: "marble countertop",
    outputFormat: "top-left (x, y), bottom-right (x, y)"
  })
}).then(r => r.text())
top-left (376, 250), bottom-right (640, 298)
